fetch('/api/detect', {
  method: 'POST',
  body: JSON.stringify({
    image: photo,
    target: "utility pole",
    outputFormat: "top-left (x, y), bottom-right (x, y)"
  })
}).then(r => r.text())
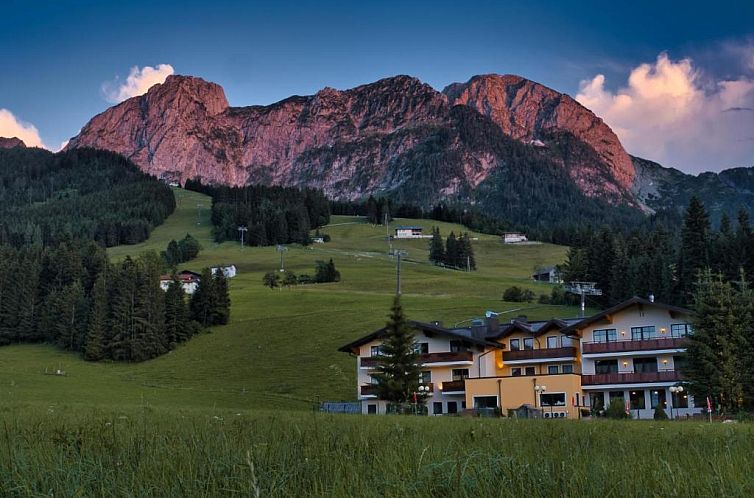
top-left (467, 255), bottom-right (470, 272)
top-left (385, 212), bottom-right (392, 255)
top-left (565, 282), bottom-right (602, 318)
top-left (277, 245), bottom-right (288, 272)
top-left (237, 226), bottom-right (248, 248)
top-left (393, 249), bottom-right (407, 295)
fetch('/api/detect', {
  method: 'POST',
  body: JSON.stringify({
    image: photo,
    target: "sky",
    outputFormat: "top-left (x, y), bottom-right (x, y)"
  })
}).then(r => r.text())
top-left (1, 0), bottom-right (753, 173)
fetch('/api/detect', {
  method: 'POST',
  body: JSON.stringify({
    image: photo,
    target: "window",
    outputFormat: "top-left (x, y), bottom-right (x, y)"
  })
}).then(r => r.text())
top-left (631, 326), bottom-right (656, 341)
top-left (590, 392), bottom-right (605, 410)
top-left (525, 366), bottom-right (536, 376)
top-left (548, 365), bottom-right (559, 375)
top-left (671, 324), bottom-right (692, 337)
top-left (593, 329), bottom-right (617, 343)
top-left (523, 338), bottom-right (534, 350)
top-left (473, 396), bottom-right (498, 409)
top-left (367, 404), bottom-right (377, 414)
top-left (452, 368), bottom-right (469, 381)
top-left (420, 371), bottom-right (431, 384)
top-left (595, 359), bottom-right (619, 374)
top-left (651, 389), bottom-right (667, 409)
top-left (540, 393), bottom-right (566, 406)
top-left (449, 340), bottom-right (469, 353)
top-left (447, 401), bottom-right (458, 414)
top-left (510, 339), bottom-right (520, 351)
top-left (511, 367), bottom-right (522, 377)
top-left (370, 346), bottom-right (382, 357)
top-left (609, 391), bottom-right (625, 402)
top-left (433, 402), bottom-right (443, 415)
top-left (629, 390), bottom-right (645, 410)
top-left (562, 364), bottom-right (574, 374)
top-left (672, 390), bottom-right (689, 408)
top-left (633, 357), bottom-right (658, 373)
top-left (673, 355), bottom-right (687, 372)
top-left (414, 342), bottom-right (429, 354)
top-left (561, 336), bottom-right (575, 347)
top-left (369, 375), bottom-right (378, 385)
top-left (546, 336), bottom-right (559, 349)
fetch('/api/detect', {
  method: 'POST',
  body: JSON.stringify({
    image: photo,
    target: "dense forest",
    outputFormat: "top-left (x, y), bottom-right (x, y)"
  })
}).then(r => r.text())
top-left (0, 147), bottom-right (175, 247)
top-left (0, 148), bottom-right (228, 362)
top-left (561, 196), bottom-right (754, 307)
top-left (184, 180), bottom-right (330, 246)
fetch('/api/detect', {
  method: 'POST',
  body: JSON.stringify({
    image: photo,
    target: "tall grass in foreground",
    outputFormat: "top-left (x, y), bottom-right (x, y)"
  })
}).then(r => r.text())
top-left (1, 405), bottom-right (753, 497)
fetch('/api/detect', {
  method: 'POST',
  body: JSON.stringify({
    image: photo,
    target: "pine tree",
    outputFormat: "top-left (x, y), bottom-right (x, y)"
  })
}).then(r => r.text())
top-left (366, 195), bottom-right (379, 224)
top-left (263, 271), bottom-right (280, 290)
top-left (210, 271), bottom-right (230, 325)
top-left (190, 268), bottom-right (215, 327)
top-left (373, 296), bottom-right (423, 407)
top-left (84, 272), bottom-right (108, 361)
top-left (428, 227), bottom-right (444, 265)
top-left (445, 232), bottom-right (459, 268)
top-left (677, 196), bottom-right (711, 298)
top-left (164, 279), bottom-right (190, 348)
top-left (460, 233), bottom-right (476, 271)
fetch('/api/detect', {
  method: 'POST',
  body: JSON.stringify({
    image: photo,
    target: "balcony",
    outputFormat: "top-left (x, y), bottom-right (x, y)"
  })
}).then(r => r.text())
top-left (583, 337), bottom-right (687, 355)
top-left (360, 351), bottom-right (473, 368)
top-left (581, 370), bottom-right (683, 386)
top-left (441, 380), bottom-right (466, 393)
top-left (503, 346), bottom-right (578, 362)
top-left (360, 383), bottom-right (434, 396)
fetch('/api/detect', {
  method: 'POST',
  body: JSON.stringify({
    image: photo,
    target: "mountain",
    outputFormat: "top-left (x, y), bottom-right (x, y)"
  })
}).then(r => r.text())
top-left (67, 74), bottom-right (636, 205)
top-left (0, 137), bottom-right (26, 148)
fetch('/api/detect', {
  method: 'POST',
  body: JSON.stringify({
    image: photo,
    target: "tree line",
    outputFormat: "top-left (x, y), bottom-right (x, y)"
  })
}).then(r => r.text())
top-left (0, 243), bottom-right (229, 361)
top-left (561, 196), bottom-right (754, 307)
top-left (184, 179), bottom-right (330, 246)
top-left (161, 234), bottom-right (201, 267)
top-left (428, 227), bottom-right (476, 270)
top-left (0, 147), bottom-right (175, 248)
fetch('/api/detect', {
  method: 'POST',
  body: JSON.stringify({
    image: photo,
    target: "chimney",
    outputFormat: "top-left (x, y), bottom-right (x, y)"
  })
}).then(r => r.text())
top-left (485, 317), bottom-right (500, 336)
top-left (648, 293), bottom-right (655, 303)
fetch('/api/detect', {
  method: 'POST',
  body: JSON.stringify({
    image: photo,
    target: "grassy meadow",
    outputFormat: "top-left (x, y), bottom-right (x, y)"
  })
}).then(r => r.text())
top-left (2, 188), bottom-right (753, 496)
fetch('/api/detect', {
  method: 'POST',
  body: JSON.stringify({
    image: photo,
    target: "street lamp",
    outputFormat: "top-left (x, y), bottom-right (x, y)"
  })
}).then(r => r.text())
top-left (414, 384), bottom-right (430, 415)
top-left (669, 386), bottom-right (684, 420)
top-left (534, 384), bottom-right (547, 409)
top-left (277, 245), bottom-right (288, 272)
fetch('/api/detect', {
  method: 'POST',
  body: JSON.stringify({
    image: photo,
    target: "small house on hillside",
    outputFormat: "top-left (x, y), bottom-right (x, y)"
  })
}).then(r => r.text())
top-left (502, 232), bottom-right (528, 244)
top-left (160, 271), bottom-right (201, 294)
top-left (211, 264), bottom-right (237, 278)
top-left (394, 226), bottom-right (425, 239)
top-left (532, 266), bottom-right (562, 284)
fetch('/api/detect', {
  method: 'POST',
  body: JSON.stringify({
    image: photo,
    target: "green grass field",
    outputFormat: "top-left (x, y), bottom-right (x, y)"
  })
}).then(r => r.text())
top-left (1, 188), bottom-right (572, 412)
top-left (2, 188), bottom-right (753, 496)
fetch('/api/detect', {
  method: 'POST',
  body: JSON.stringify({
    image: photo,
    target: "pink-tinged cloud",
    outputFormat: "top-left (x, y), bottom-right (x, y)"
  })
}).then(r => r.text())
top-left (102, 64), bottom-right (174, 103)
top-left (576, 53), bottom-right (754, 172)
top-left (0, 109), bottom-right (45, 148)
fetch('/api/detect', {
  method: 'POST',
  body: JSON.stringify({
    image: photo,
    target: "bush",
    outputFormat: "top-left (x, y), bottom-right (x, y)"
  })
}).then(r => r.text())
top-left (605, 398), bottom-right (630, 419)
top-left (653, 406), bottom-right (669, 420)
top-left (315, 259), bottom-right (340, 283)
top-left (298, 274), bottom-right (314, 285)
top-left (502, 286), bottom-right (535, 303)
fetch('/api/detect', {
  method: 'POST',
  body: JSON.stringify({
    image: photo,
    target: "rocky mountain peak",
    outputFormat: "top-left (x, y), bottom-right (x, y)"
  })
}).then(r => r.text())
top-left (0, 137), bottom-right (26, 149)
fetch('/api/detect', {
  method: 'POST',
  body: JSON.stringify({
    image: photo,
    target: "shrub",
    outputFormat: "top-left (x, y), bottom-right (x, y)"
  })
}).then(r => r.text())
top-left (502, 286), bottom-right (535, 303)
top-left (653, 406), bottom-right (669, 420)
top-left (605, 398), bottom-right (630, 419)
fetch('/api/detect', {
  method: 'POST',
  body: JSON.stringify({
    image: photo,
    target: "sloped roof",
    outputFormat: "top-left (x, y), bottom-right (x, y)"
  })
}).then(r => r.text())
top-left (338, 320), bottom-right (502, 354)
top-left (561, 296), bottom-right (692, 333)
top-left (487, 318), bottom-right (581, 340)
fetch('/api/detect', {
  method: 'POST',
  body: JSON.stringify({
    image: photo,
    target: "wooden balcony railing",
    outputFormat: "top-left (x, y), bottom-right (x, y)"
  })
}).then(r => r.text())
top-left (441, 380), bottom-right (466, 392)
top-left (583, 337), bottom-right (687, 354)
top-left (360, 351), bottom-right (473, 368)
top-left (581, 370), bottom-right (683, 385)
top-left (503, 346), bottom-right (578, 362)
top-left (360, 383), bottom-right (434, 396)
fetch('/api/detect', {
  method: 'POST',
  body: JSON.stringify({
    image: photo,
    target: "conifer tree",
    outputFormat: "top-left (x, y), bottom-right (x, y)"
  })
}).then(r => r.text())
top-left (210, 271), bottom-right (230, 325)
top-left (428, 226), bottom-right (444, 265)
top-left (445, 232), bottom-right (459, 268)
top-left (459, 233), bottom-right (476, 271)
top-left (677, 196), bottom-right (711, 298)
top-left (84, 273), bottom-right (108, 361)
top-left (164, 279), bottom-right (190, 348)
top-left (190, 268), bottom-right (215, 327)
top-left (373, 296), bottom-right (423, 407)
top-left (263, 271), bottom-right (280, 290)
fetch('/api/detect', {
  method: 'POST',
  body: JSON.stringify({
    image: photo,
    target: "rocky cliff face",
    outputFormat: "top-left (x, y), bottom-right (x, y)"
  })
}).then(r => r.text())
top-left (0, 137), bottom-right (26, 148)
top-left (67, 73), bottom-right (637, 206)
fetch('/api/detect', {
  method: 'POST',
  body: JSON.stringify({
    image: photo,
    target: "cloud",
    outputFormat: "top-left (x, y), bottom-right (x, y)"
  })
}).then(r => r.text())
top-left (0, 109), bottom-right (45, 148)
top-left (576, 52), bottom-right (754, 172)
top-left (102, 64), bottom-right (174, 103)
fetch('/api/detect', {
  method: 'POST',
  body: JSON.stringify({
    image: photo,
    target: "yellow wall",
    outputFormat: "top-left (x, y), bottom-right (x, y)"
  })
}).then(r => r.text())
top-left (465, 374), bottom-right (583, 418)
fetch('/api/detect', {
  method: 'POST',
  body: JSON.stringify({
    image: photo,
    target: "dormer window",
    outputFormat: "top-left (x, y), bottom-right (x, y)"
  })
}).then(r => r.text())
top-left (510, 339), bottom-right (520, 351)
top-left (523, 338), bottom-right (534, 350)
top-left (546, 336), bottom-right (559, 349)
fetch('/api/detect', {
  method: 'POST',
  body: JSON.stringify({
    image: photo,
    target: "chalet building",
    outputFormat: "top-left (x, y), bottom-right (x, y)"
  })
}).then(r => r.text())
top-left (211, 264), bottom-right (237, 278)
top-left (338, 321), bottom-right (502, 415)
top-left (501, 232), bottom-right (528, 244)
top-left (394, 226), bottom-right (426, 239)
top-left (159, 270), bottom-right (201, 294)
top-left (340, 297), bottom-right (703, 419)
top-left (532, 266), bottom-right (562, 284)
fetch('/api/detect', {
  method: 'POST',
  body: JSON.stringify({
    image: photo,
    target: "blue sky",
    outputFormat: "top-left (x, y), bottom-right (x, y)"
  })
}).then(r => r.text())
top-left (2, 0), bottom-right (753, 172)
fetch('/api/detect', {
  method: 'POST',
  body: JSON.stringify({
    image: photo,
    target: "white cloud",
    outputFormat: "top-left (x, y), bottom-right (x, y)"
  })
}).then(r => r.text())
top-left (576, 52), bottom-right (754, 172)
top-left (0, 109), bottom-right (45, 148)
top-left (102, 64), bottom-right (174, 103)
